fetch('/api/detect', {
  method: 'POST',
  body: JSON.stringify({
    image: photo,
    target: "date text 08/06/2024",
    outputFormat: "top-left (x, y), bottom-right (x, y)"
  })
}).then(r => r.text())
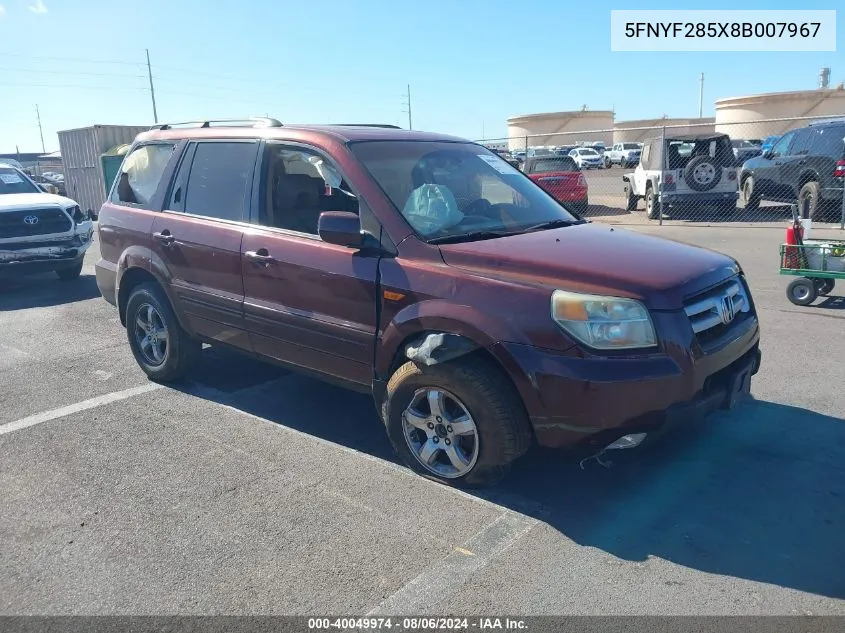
top-left (307, 617), bottom-right (528, 630)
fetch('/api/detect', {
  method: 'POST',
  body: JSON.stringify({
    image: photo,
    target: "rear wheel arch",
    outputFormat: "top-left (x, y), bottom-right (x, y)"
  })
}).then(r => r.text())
top-left (117, 267), bottom-right (158, 326)
top-left (117, 266), bottom-right (188, 334)
top-left (797, 170), bottom-right (820, 191)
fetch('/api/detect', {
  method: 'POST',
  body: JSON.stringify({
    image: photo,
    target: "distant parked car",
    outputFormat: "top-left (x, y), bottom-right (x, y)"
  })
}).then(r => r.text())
top-left (760, 135), bottom-right (780, 153)
top-left (731, 139), bottom-right (763, 163)
top-left (522, 155), bottom-right (588, 215)
top-left (0, 163), bottom-right (94, 280)
top-left (605, 143), bottom-right (642, 168)
top-left (568, 147), bottom-right (603, 169)
top-left (740, 119), bottom-right (845, 220)
top-left (623, 133), bottom-right (739, 219)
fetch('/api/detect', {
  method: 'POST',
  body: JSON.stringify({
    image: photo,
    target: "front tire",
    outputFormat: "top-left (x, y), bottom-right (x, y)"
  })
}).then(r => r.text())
top-left (645, 186), bottom-right (660, 219)
top-left (125, 283), bottom-right (201, 382)
top-left (624, 182), bottom-right (638, 211)
top-left (382, 355), bottom-right (532, 488)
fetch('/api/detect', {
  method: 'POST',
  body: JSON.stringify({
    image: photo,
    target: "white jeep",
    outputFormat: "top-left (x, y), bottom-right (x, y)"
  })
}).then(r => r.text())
top-left (622, 134), bottom-right (740, 220)
top-left (0, 163), bottom-right (94, 281)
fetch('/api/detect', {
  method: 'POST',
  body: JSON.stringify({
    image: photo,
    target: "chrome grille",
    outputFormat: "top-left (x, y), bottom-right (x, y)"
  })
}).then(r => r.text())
top-left (0, 207), bottom-right (72, 239)
top-left (684, 277), bottom-right (751, 337)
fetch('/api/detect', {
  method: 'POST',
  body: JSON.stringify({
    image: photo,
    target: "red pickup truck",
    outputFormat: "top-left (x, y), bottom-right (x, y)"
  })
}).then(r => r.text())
top-left (95, 119), bottom-right (761, 487)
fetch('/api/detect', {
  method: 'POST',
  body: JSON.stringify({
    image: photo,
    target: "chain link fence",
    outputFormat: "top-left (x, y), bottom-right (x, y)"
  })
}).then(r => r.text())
top-left (478, 114), bottom-right (845, 230)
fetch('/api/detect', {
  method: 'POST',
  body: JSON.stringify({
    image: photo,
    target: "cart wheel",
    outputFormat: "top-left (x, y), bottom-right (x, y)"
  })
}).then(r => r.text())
top-left (787, 278), bottom-right (818, 306)
top-left (815, 278), bottom-right (835, 296)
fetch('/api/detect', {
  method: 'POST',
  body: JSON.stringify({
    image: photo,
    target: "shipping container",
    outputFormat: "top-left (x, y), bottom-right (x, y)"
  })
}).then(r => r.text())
top-left (57, 125), bottom-right (148, 216)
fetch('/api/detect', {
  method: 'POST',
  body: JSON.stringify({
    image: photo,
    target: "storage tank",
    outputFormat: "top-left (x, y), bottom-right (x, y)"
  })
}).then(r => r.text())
top-left (715, 88), bottom-right (845, 139)
top-left (58, 124), bottom-right (149, 216)
top-left (507, 110), bottom-right (614, 152)
top-left (613, 117), bottom-right (715, 143)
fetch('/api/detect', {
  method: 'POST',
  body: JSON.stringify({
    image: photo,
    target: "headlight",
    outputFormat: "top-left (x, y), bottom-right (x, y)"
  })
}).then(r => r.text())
top-left (551, 290), bottom-right (657, 350)
top-left (68, 205), bottom-right (87, 223)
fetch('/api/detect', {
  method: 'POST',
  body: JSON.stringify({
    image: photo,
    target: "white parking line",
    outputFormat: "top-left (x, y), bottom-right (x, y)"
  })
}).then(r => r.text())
top-left (366, 510), bottom-right (539, 616)
top-left (0, 383), bottom-right (162, 436)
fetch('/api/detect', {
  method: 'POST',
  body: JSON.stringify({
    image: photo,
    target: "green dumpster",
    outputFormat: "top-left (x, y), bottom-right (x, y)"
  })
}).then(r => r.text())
top-left (100, 144), bottom-right (132, 196)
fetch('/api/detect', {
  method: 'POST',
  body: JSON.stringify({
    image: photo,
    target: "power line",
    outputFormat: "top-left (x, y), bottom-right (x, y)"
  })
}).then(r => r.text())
top-left (0, 51), bottom-right (144, 66)
top-left (0, 82), bottom-right (147, 91)
top-left (151, 65), bottom-right (385, 99)
top-left (0, 65), bottom-right (146, 78)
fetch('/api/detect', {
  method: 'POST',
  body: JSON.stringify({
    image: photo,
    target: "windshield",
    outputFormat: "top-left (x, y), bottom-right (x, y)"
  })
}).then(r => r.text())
top-left (622, 143), bottom-right (640, 150)
top-left (732, 139), bottom-right (758, 148)
top-left (578, 149), bottom-right (599, 156)
top-left (349, 141), bottom-right (579, 241)
top-left (0, 167), bottom-right (39, 195)
top-left (527, 157), bottom-right (579, 173)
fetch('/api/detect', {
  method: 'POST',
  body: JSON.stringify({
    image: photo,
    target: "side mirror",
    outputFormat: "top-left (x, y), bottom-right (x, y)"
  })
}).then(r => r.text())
top-left (89, 209), bottom-right (98, 221)
top-left (318, 211), bottom-right (365, 248)
top-left (762, 150), bottom-right (773, 159)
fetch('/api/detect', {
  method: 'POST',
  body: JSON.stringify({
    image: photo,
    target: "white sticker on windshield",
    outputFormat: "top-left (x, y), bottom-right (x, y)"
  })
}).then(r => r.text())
top-left (477, 154), bottom-right (520, 175)
top-left (0, 173), bottom-right (24, 184)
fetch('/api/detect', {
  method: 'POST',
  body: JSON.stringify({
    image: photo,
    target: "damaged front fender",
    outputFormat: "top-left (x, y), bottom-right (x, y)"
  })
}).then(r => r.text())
top-left (404, 332), bottom-right (480, 367)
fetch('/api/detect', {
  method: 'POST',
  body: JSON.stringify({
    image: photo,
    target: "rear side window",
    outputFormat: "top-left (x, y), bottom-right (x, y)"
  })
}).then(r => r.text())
top-left (811, 126), bottom-right (845, 158)
top-left (789, 129), bottom-right (816, 156)
top-left (183, 141), bottom-right (258, 222)
top-left (113, 143), bottom-right (176, 206)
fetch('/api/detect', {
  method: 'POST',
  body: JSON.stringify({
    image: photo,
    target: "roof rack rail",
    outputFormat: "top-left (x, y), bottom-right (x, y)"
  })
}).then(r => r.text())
top-left (331, 123), bottom-right (402, 129)
top-left (150, 117), bottom-right (283, 131)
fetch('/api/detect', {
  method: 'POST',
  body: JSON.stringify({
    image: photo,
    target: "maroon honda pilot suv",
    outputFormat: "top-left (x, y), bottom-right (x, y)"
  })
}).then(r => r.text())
top-left (95, 118), bottom-right (761, 487)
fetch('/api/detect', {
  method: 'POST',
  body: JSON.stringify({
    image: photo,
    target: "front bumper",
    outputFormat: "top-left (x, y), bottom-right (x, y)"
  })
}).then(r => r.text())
top-left (0, 231), bottom-right (93, 277)
top-left (492, 309), bottom-right (760, 450)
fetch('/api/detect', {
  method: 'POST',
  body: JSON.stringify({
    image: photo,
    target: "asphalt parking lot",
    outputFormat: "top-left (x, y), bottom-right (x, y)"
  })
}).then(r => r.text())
top-left (1, 224), bottom-right (844, 616)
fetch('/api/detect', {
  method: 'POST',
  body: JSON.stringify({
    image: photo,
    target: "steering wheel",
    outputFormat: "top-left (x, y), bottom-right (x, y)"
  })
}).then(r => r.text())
top-left (461, 199), bottom-right (493, 217)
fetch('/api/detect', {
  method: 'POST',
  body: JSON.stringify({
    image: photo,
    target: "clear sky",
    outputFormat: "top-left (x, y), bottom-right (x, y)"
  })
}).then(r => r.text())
top-left (0, 0), bottom-right (841, 152)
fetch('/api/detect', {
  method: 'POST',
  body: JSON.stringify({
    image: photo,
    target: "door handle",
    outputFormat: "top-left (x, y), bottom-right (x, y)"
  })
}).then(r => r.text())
top-left (153, 230), bottom-right (175, 246)
top-left (244, 249), bottom-right (275, 265)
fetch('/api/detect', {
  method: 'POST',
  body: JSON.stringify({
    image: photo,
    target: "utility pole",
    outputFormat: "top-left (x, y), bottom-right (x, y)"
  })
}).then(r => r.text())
top-left (402, 84), bottom-right (413, 130)
top-left (35, 104), bottom-right (45, 153)
top-left (146, 48), bottom-right (159, 124)
top-left (698, 72), bottom-right (704, 119)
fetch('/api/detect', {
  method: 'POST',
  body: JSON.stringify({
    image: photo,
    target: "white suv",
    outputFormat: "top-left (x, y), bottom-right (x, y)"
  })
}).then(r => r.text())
top-left (0, 163), bottom-right (94, 280)
top-left (622, 134), bottom-right (740, 220)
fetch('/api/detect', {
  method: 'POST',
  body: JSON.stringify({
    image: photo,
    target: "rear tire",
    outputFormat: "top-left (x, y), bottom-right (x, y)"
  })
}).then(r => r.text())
top-left (787, 278), bottom-right (817, 306)
top-left (798, 181), bottom-right (822, 221)
top-left (382, 355), bottom-right (532, 488)
top-left (741, 175), bottom-right (761, 212)
top-left (56, 262), bottom-right (83, 281)
top-left (125, 283), bottom-right (201, 382)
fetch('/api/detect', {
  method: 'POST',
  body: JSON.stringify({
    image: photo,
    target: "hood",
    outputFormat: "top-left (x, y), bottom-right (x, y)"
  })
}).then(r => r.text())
top-left (0, 193), bottom-right (76, 211)
top-left (438, 223), bottom-right (739, 310)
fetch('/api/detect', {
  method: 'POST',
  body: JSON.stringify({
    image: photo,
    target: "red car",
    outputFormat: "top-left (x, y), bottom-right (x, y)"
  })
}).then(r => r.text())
top-left (522, 155), bottom-right (588, 215)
